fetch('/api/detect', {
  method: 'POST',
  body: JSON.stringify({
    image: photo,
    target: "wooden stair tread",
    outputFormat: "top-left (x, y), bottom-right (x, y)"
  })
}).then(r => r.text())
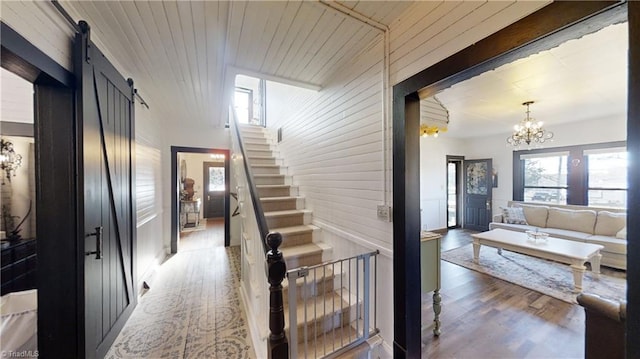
top-left (250, 164), bottom-right (280, 168)
top-left (284, 291), bottom-right (353, 327)
top-left (271, 224), bottom-right (317, 234)
top-left (261, 196), bottom-right (301, 202)
top-left (281, 243), bottom-right (323, 258)
top-left (254, 174), bottom-right (285, 178)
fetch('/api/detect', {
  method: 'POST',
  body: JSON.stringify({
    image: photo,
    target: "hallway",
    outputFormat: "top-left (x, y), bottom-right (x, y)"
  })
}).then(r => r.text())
top-left (106, 219), bottom-right (256, 358)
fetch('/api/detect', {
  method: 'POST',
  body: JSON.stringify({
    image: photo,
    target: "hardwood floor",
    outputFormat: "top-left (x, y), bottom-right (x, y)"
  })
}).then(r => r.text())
top-left (422, 228), bottom-right (585, 358)
top-left (106, 224), bottom-right (585, 358)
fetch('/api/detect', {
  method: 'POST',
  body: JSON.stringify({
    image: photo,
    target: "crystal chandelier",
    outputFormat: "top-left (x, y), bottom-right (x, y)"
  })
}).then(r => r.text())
top-left (507, 101), bottom-right (553, 148)
top-left (0, 139), bottom-right (23, 184)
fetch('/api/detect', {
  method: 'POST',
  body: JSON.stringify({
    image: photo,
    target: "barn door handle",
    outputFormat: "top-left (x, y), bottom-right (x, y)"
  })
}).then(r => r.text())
top-left (85, 226), bottom-right (103, 260)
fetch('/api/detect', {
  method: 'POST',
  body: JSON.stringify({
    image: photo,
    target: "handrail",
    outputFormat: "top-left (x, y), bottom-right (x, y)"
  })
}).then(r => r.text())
top-left (229, 107), bottom-right (288, 359)
top-left (230, 108), bottom-right (270, 254)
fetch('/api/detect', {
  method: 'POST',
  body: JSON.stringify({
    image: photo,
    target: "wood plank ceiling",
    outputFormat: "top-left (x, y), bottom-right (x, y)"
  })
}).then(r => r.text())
top-left (59, 1), bottom-right (414, 128)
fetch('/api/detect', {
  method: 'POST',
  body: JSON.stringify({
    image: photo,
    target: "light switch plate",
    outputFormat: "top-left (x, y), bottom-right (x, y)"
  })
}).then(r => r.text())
top-left (377, 205), bottom-right (392, 222)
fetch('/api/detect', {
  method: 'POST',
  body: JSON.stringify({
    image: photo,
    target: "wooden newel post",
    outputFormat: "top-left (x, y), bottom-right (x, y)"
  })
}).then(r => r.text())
top-left (266, 231), bottom-right (288, 359)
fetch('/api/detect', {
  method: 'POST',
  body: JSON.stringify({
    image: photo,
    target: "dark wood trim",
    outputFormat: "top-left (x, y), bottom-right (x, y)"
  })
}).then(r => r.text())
top-left (1, 22), bottom-right (74, 87)
top-left (392, 2), bottom-right (629, 357)
top-left (392, 90), bottom-right (422, 357)
top-left (627, 2), bottom-right (640, 357)
top-left (0, 121), bottom-right (34, 137)
top-left (1, 19), bottom-right (79, 358)
top-left (170, 146), bottom-right (231, 253)
top-left (34, 83), bottom-right (79, 357)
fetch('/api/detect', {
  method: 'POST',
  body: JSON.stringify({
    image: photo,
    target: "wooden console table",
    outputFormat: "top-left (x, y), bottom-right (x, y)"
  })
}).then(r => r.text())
top-left (180, 199), bottom-right (201, 230)
top-left (421, 231), bottom-right (442, 336)
top-left (1, 238), bottom-right (37, 295)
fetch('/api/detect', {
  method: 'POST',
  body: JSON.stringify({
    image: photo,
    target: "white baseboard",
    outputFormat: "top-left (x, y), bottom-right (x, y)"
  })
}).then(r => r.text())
top-left (380, 341), bottom-right (393, 358)
top-left (312, 219), bottom-right (393, 258)
top-left (136, 247), bottom-right (167, 296)
top-left (239, 282), bottom-right (264, 358)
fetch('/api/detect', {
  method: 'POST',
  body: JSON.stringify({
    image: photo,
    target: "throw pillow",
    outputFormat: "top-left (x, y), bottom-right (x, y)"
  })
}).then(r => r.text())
top-left (616, 227), bottom-right (627, 240)
top-left (501, 207), bottom-right (528, 225)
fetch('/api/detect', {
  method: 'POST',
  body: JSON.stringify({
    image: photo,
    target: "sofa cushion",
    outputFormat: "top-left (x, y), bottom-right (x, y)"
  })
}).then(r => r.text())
top-left (514, 203), bottom-right (549, 228)
top-left (547, 207), bottom-right (597, 234)
top-left (586, 235), bottom-right (627, 255)
top-left (617, 227), bottom-right (627, 240)
top-left (594, 211), bottom-right (626, 236)
top-left (501, 207), bottom-right (527, 224)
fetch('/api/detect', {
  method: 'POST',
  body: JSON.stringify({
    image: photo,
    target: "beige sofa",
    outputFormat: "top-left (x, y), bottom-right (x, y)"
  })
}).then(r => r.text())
top-left (490, 201), bottom-right (627, 270)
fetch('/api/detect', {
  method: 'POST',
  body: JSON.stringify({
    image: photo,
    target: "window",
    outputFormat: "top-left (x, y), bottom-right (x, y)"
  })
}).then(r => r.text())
top-left (513, 142), bottom-right (626, 209)
top-left (522, 153), bottom-right (568, 204)
top-left (208, 167), bottom-right (225, 192)
top-left (587, 149), bottom-right (627, 208)
top-left (234, 87), bottom-right (252, 124)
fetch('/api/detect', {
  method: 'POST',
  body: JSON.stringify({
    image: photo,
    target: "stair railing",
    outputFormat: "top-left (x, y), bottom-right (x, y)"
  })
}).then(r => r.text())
top-left (230, 108), bottom-right (288, 359)
top-left (287, 250), bottom-right (379, 358)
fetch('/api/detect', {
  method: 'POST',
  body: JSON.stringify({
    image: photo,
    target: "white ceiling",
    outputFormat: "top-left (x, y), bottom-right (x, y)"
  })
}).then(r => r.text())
top-left (430, 21), bottom-right (628, 139)
top-left (60, 1), bottom-right (414, 128)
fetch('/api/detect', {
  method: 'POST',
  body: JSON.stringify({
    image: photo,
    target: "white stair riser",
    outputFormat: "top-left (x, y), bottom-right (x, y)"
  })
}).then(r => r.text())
top-left (254, 176), bottom-right (287, 186)
top-left (251, 166), bottom-right (282, 175)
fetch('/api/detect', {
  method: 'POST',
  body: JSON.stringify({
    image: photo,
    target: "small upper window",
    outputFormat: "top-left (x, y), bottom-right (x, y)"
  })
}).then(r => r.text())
top-left (234, 88), bottom-right (252, 124)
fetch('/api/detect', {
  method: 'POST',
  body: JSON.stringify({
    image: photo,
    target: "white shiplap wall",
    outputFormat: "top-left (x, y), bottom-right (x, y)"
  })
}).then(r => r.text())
top-left (267, 35), bottom-right (396, 351)
top-left (1, 1), bottom-right (75, 71)
top-left (389, 1), bottom-right (550, 85)
top-left (268, 2), bottom-right (548, 353)
top-left (0, 68), bottom-right (34, 124)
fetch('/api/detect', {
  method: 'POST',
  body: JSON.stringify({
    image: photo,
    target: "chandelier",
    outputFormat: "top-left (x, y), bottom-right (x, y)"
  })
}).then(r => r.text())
top-left (507, 101), bottom-right (553, 148)
top-left (0, 139), bottom-right (23, 183)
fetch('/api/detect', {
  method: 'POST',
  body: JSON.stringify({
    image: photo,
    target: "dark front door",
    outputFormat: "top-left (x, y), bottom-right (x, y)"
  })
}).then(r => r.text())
top-left (463, 158), bottom-right (493, 231)
top-left (203, 161), bottom-right (225, 218)
top-left (76, 23), bottom-right (136, 359)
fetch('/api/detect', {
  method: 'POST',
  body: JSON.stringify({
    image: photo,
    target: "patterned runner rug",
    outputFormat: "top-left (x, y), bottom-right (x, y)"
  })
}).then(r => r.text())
top-left (441, 243), bottom-right (626, 304)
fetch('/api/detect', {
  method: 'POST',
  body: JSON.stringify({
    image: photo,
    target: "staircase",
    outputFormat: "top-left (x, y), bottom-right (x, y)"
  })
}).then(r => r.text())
top-left (239, 125), bottom-right (376, 358)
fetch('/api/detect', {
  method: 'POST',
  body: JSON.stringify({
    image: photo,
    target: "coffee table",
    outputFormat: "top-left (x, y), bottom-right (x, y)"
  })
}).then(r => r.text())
top-left (471, 228), bottom-right (604, 292)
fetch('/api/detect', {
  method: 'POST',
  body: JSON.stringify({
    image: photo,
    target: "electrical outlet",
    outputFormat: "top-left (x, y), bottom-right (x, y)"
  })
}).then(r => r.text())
top-left (377, 205), bottom-right (392, 222)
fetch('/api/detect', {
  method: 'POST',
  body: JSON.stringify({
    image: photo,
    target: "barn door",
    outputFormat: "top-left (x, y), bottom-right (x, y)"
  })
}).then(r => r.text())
top-left (76, 22), bottom-right (136, 359)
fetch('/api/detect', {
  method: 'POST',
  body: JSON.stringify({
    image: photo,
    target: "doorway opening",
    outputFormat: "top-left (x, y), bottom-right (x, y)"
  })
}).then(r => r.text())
top-left (446, 156), bottom-right (463, 228)
top-left (171, 146), bottom-right (230, 253)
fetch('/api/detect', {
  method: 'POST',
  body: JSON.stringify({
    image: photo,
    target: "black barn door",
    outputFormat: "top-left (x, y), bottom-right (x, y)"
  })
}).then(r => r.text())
top-left (463, 159), bottom-right (493, 231)
top-left (76, 22), bottom-right (136, 359)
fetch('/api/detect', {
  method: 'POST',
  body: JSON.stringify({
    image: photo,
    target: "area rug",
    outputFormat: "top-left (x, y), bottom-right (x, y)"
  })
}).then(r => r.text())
top-left (441, 244), bottom-right (627, 304)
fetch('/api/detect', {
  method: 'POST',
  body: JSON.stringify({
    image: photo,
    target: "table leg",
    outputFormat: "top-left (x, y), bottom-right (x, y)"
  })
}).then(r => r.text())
top-left (472, 240), bottom-right (481, 264)
top-left (570, 263), bottom-right (586, 292)
top-left (433, 289), bottom-right (441, 336)
top-left (590, 252), bottom-right (602, 278)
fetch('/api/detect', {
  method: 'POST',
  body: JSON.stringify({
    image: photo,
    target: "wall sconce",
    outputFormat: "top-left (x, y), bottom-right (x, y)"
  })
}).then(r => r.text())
top-left (0, 139), bottom-right (23, 184)
top-left (420, 124), bottom-right (447, 138)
